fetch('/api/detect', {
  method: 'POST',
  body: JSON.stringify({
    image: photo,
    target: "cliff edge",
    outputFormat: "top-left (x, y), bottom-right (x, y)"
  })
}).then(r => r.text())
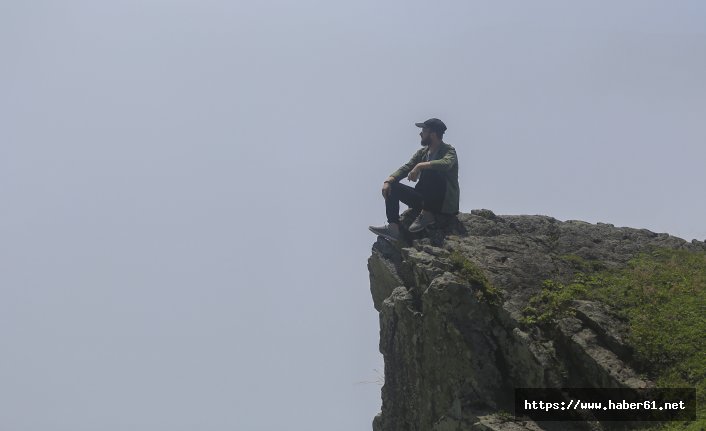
top-left (368, 209), bottom-right (706, 431)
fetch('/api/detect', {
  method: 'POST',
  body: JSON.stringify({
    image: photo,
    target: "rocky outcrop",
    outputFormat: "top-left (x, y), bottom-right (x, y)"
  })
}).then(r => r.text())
top-left (367, 209), bottom-right (705, 431)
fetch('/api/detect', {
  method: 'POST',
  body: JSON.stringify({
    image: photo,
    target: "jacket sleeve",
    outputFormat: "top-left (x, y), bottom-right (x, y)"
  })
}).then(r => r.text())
top-left (389, 149), bottom-right (424, 181)
top-left (428, 146), bottom-right (457, 171)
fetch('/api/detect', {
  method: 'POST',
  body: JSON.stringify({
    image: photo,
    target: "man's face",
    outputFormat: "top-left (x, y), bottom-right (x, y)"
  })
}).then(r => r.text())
top-left (420, 127), bottom-right (432, 146)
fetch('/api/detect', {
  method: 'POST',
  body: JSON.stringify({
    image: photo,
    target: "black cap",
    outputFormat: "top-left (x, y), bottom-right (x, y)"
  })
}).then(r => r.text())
top-left (415, 118), bottom-right (447, 134)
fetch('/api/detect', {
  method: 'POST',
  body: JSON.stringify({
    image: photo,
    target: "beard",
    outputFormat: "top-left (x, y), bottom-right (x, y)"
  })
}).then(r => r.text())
top-left (420, 136), bottom-right (431, 146)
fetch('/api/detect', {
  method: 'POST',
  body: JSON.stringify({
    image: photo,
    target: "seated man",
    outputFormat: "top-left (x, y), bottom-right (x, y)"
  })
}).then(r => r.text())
top-left (369, 118), bottom-right (460, 242)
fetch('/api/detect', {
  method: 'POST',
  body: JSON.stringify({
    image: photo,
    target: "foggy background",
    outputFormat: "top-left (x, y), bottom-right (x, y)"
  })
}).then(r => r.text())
top-left (2, 1), bottom-right (705, 430)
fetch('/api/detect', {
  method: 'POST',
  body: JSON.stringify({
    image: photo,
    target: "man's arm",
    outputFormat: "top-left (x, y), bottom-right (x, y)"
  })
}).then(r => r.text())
top-left (389, 149), bottom-right (424, 181)
top-left (427, 146), bottom-right (457, 171)
top-left (381, 149), bottom-right (423, 199)
top-left (407, 146), bottom-right (458, 181)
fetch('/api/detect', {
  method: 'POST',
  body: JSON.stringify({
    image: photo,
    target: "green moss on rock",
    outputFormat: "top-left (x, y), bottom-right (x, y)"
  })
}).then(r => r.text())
top-left (448, 251), bottom-right (502, 305)
top-left (523, 248), bottom-right (706, 429)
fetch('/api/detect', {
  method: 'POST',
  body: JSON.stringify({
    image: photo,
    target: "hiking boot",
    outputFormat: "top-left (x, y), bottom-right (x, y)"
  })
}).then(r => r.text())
top-left (368, 223), bottom-right (400, 242)
top-left (408, 211), bottom-right (435, 233)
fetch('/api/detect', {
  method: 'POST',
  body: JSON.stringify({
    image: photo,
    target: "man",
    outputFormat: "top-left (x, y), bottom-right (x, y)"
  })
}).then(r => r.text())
top-left (369, 118), bottom-right (460, 242)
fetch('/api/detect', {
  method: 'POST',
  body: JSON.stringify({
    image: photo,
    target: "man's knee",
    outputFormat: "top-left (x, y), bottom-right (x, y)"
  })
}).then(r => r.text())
top-left (385, 182), bottom-right (399, 200)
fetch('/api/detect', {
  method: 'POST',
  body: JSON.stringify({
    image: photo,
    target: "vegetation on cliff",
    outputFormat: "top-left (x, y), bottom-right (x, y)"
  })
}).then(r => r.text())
top-left (523, 248), bottom-right (706, 430)
top-left (448, 250), bottom-right (502, 305)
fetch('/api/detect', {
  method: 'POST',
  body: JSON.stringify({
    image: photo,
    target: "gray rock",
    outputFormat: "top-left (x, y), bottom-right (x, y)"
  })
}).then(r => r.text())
top-left (368, 210), bottom-right (704, 430)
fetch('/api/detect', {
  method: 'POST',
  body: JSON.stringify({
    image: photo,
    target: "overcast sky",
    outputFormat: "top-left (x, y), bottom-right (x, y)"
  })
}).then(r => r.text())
top-left (2, 1), bottom-right (705, 430)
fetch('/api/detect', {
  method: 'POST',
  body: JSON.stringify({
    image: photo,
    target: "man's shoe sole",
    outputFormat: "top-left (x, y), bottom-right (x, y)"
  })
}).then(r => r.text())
top-left (368, 227), bottom-right (399, 242)
top-left (408, 222), bottom-right (434, 233)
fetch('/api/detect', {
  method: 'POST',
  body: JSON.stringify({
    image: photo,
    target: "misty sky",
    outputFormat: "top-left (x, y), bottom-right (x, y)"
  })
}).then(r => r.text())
top-left (2, 1), bottom-right (705, 430)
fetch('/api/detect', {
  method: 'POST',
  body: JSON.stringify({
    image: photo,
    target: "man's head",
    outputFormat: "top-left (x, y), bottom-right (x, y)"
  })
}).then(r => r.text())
top-left (416, 118), bottom-right (447, 146)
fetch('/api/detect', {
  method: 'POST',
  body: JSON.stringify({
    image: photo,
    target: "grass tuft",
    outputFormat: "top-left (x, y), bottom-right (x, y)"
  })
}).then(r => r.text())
top-left (522, 248), bottom-right (706, 429)
top-left (448, 251), bottom-right (503, 305)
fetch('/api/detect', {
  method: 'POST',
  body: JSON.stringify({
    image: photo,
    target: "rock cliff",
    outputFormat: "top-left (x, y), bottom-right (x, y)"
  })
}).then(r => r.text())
top-left (367, 209), bottom-right (706, 431)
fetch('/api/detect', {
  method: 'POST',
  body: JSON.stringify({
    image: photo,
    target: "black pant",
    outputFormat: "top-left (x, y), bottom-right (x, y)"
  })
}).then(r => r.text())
top-left (386, 170), bottom-right (446, 224)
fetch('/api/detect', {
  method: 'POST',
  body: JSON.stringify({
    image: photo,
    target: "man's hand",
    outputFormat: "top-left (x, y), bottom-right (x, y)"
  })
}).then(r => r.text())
top-left (408, 164), bottom-right (422, 182)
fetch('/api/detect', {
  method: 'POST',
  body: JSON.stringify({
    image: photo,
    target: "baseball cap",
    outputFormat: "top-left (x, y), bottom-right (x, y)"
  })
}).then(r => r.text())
top-left (415, 118), bottom-right (447, 134)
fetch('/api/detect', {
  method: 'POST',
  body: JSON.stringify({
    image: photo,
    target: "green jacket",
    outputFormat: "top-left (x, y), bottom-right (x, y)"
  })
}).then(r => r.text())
top-left (389, 142), bottom-right (460, 215)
